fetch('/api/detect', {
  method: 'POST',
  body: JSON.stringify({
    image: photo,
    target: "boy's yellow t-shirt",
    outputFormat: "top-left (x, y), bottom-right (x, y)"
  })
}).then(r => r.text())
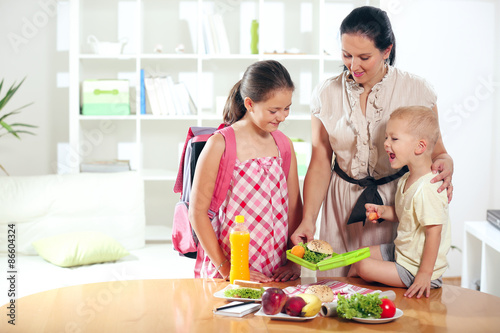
top-left (394, 172), bottom-right (451, 280)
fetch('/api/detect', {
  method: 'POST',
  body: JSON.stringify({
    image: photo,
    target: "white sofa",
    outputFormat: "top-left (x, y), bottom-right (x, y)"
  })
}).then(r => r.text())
top-left (0, 172), bottom-right (194, 306)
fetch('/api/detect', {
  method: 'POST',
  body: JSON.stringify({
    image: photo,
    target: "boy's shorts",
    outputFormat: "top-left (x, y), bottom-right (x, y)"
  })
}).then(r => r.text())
top-left (380, 243), bottom-right (443, 289)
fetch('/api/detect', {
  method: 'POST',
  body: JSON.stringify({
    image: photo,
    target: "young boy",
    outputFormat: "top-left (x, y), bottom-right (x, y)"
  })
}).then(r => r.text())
top-left (349, 106), bottom-right (451, 298)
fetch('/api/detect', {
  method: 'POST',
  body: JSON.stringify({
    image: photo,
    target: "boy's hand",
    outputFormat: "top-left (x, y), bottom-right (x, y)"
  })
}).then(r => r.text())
top-left (365, 204), bottom-right (381, 223)
top-left (404, 271), bottom-right (432, 298)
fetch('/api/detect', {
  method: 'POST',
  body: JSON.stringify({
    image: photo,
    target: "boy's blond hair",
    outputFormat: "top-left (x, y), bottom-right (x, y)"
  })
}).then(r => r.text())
top-left (390, 106), bottom-right (440, 150)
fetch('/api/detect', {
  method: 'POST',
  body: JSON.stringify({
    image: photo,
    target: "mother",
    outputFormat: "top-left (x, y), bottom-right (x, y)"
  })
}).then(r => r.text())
top-left (291, 6), bottom-right (454, 277)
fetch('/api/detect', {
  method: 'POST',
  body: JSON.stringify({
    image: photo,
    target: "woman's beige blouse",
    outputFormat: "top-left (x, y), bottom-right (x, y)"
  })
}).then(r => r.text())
top-left (311, 66), bottom-right (437, 277)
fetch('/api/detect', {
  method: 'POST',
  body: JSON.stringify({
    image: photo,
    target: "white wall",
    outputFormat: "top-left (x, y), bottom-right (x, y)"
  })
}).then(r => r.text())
top-left (0, 0), bottom-right (68, 176)
top-left (1, 0), bottom-right (499, 277)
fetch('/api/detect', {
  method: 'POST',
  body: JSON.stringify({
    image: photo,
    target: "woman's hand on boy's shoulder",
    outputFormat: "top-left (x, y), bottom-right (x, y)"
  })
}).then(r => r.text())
top-left (430, 153), bottom-right (454, 203)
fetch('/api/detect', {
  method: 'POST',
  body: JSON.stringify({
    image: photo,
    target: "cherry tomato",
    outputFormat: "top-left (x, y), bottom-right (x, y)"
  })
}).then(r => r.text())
top-left (380, 298), bottom-right (396, 318)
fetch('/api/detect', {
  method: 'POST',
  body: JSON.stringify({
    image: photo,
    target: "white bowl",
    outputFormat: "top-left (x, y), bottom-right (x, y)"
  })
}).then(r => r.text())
top-left (87, 35), bottom-right (127, 56)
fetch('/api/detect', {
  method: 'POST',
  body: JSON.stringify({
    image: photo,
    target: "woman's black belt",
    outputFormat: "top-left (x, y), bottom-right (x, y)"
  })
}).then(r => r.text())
top-left (333, 160), bottom-right (408, 225)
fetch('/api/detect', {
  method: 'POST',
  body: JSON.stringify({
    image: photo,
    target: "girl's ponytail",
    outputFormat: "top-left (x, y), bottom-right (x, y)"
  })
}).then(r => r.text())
top-left (223, 80), bottom-right (246, 125)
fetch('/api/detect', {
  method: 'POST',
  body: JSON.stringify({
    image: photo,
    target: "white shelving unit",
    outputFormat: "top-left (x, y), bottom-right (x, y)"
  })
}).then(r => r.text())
top-left (462, 221), bottom-right (500, 297)
top-left (68, 0), bottom-right (370, 235)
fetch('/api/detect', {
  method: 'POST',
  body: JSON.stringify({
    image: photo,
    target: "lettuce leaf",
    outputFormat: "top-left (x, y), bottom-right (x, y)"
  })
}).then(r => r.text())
top-left (299, 243), bottom-right (330, 264)
top-left (337, 293), bottom-right (383, 319)
top-left (224, 288), bottom-right (265, 299)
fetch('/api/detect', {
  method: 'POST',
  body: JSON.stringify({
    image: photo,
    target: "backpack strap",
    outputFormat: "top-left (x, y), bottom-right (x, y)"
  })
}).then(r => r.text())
top-left (208, 125), bottom-right (236, 216)
top-left (271, 130), bottom-right (291, 179)
top-left (174, 127), bottom-right (196, 194)
top-left (174, 126), bottom-right (220, 194)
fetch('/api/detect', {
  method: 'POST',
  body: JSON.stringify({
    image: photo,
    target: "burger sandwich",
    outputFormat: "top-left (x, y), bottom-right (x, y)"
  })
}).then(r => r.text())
top-left (294, 240), bottom-right (334, 264)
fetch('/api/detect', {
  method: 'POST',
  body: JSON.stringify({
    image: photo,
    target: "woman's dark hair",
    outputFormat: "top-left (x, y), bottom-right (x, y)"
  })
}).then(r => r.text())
top-left (340, 6), bottom-right (396, 67)
top-left (223, 60), bottom-right (294, 125)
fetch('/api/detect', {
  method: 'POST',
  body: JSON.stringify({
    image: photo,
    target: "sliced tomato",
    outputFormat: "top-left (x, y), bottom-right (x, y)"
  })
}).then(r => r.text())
top-left (380, 298), bottom-right (396, 318)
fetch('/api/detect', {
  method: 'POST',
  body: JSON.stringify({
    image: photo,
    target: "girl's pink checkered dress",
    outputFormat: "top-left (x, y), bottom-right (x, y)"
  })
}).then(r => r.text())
top-left (195, 155), bottom-right (289, 279)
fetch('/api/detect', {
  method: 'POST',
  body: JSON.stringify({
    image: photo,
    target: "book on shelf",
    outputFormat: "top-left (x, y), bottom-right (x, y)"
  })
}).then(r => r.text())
top-left (154, 77), bottom-right (171, 115)
top-left (212, 14), bottom-right (230, 54)
top-left (212, 302), bottom-right (260, 318)
top-left (202, 15), bottom-right (215, 54)
top-left (140, 69), bottom-right (146, 115)
top-left (144, 77), bottom-right (162, 116)
top-left (80, 160), bottom-right (131, 173)
top-left (174, 82), bottom-right (197, 115)
top-left (142, 71), bottom-right (197, 116)
top-left (202, 13), bottom-right (230, 54)
top-left (164, 76), bottom-right (183, 115)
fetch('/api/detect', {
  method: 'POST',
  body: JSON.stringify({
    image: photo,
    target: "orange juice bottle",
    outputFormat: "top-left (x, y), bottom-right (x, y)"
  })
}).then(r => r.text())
top-left (229, 215), bottom-right (250, 284)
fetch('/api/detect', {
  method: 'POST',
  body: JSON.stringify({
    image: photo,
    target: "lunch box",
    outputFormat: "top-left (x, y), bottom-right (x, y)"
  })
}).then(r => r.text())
top-left (286, 247), bottom-right (370, 271)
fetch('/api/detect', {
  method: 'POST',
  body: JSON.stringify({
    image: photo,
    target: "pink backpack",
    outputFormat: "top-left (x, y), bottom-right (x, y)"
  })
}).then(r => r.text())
top-left (172, 124), bottom-right (291, 258)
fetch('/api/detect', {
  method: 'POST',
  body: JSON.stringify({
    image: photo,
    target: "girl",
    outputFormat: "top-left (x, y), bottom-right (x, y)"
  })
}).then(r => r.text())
top-left (189, 60), bottom-right (302, 282)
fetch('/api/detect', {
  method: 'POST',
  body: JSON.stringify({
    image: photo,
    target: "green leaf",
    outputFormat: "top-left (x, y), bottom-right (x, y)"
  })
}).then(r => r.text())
top-left (0, 77), bottom-right (26, 111)
top-left (0, 110), bottom-right (20, 122)
top-left (4, 102), bottom-right (33, 115)
top-left (0, 120), bottom-right (14, 132)
top-left (10, 130), bottom-right (36, 136)
top-left (0, 121), bottom-right (20, 139)
top-left (0, 163), bottom-right (9, 176)
top-left (0, 77), bottom-right (36, 141)
top-left (0, 77), bottom-right (36, 175)
top-left (9, 123), bottom-right (38, 129)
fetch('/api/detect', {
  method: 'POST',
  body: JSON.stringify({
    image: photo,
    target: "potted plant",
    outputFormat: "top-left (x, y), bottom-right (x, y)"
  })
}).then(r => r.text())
top-left (0, 78), bottom-right (37, 175)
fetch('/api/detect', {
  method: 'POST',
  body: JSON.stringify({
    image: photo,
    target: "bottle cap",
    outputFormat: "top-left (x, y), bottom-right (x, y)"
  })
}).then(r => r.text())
top-left (235, 215), bottom-right (244, 224)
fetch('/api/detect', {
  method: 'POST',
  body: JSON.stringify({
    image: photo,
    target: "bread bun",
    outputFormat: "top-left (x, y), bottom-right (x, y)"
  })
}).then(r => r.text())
top-left (233, 280), bottom-right (263, 289)
top-left (306, 240), bottom-right (334, 255)
top-left (305, 285), bottom-right (334, 303)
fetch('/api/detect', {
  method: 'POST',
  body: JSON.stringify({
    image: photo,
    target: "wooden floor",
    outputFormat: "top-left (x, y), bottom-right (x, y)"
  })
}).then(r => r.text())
top-left (443, 277), bottom-right (461, 286)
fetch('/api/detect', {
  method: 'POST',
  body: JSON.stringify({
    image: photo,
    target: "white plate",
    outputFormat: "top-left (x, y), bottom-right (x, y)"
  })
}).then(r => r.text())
top-left (254, 308), bottom-right (319, 321)
top-left (213, 285), bottom-right (269, 302)
top-left (352, 308), bottom-right (403, 324)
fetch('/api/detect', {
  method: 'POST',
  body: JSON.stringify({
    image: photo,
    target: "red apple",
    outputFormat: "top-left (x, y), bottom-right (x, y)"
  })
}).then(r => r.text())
top-left (283, 296), bottom-right (307, 317)
top-left (262, 288), bottom-right (288, 315)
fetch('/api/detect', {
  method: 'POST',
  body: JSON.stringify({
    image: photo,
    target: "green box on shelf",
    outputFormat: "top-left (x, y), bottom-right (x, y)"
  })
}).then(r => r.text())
top-left (286, 247), bottom-right (370, 271)
top-left (82, 79), bottom-right (130, 115)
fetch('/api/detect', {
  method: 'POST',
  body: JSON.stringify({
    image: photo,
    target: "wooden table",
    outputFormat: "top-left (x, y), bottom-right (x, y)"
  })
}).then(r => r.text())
top-left (2, 277), bottom-right (500, 332)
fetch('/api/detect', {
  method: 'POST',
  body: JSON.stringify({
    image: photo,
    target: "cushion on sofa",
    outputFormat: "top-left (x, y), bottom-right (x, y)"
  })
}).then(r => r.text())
top-left (0, 172), bottom-right (146, 254)
top-left (32, 231), bottom-right (130, 267)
